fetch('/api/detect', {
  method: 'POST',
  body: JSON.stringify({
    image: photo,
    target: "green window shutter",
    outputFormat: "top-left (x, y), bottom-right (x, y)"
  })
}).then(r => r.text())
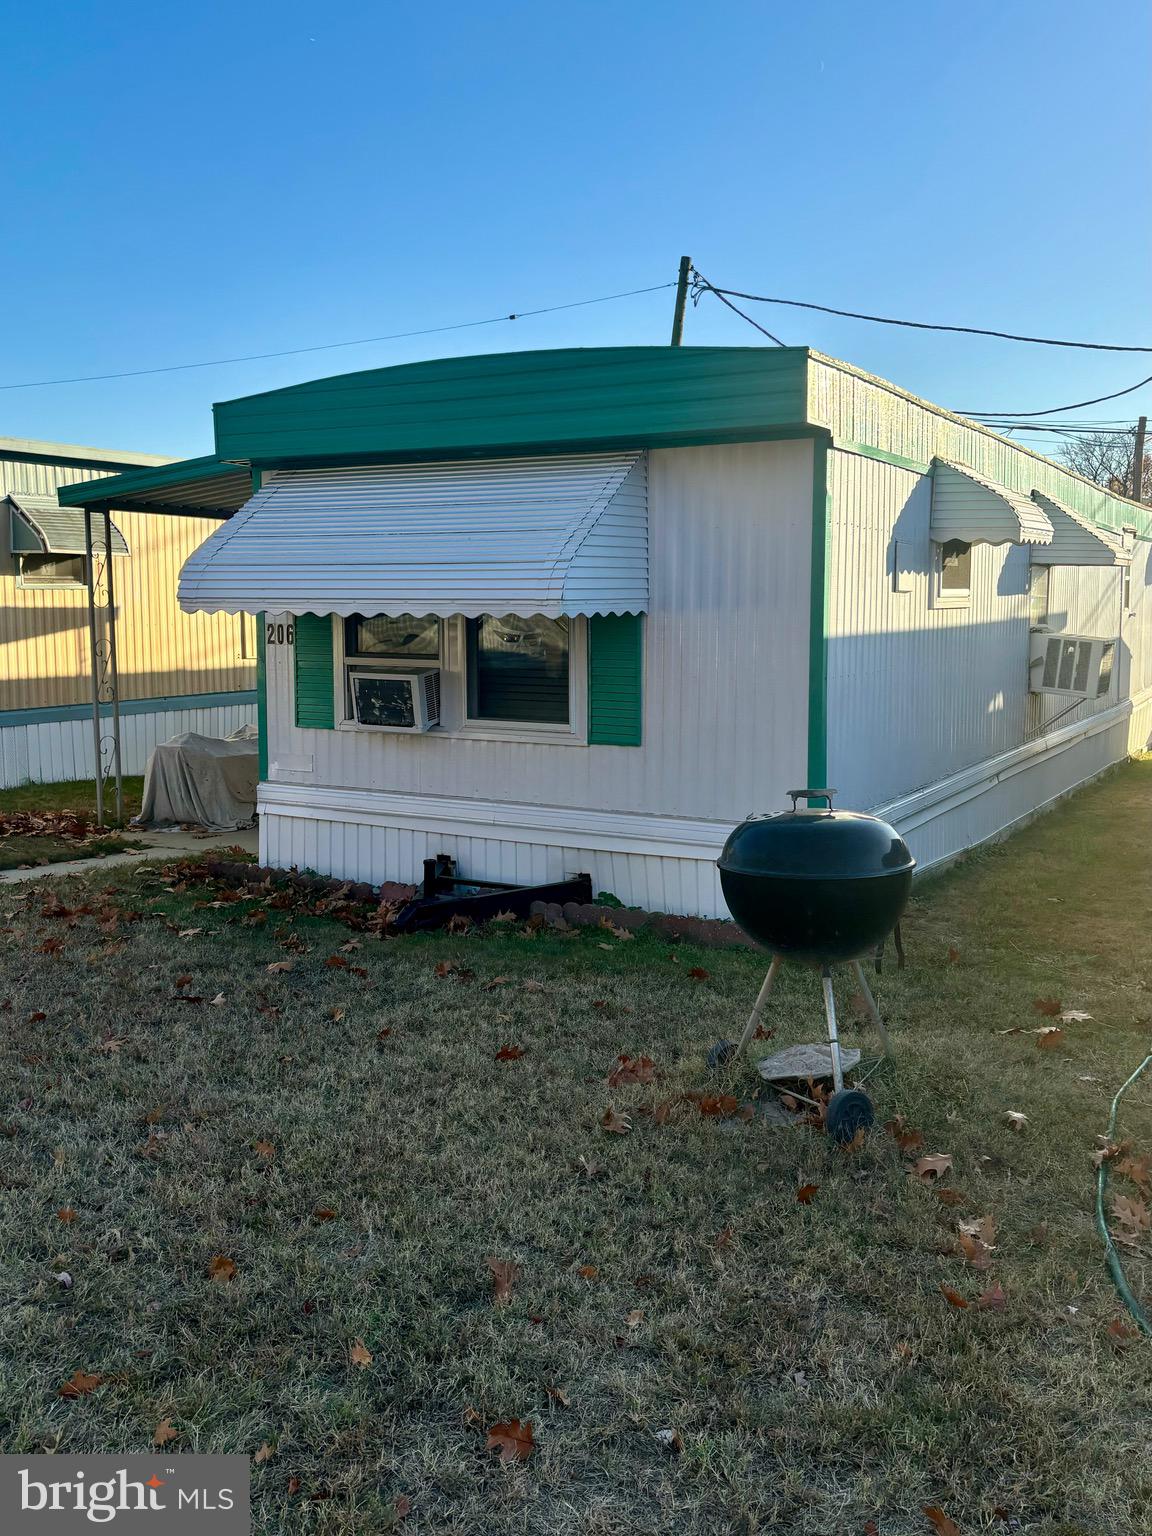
top-left (587, 614), bottom-right (644, 746)
top-left (294, 614), bottom-right (336, 729)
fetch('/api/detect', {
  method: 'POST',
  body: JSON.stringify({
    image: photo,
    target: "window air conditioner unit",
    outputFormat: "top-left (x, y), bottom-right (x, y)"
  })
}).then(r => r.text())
top-left (1029, 632), bottom-right (1115, 699)
top-left (348, 667), bottom-right (441, 731)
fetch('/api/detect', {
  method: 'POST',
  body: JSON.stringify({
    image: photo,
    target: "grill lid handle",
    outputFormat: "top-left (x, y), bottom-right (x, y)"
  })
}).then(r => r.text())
top-left (787, 787), bottom-right (836, 809)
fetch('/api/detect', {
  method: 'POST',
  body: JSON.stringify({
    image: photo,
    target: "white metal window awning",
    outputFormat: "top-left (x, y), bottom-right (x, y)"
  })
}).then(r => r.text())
top-left (178, 452), bottom-right (648, 618)
top-left (1028, 490), bottom-right (1130, 566)
top-left (7, 493), bottom-right (129, 557)
top-left (930, 459), bottom-right (1053, 547)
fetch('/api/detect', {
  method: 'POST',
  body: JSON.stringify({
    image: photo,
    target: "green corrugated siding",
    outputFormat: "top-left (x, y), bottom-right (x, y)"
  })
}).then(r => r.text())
top-left (588, 614), bottom-right (643, 746)
top-left (213, 347), bottom-right (810, 465)
top-left (294, 614), bottom-right (335, 729)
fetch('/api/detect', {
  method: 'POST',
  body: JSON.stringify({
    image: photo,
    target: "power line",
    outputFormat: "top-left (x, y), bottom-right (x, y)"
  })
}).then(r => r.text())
top-left (958, 372), bottom-right (1152, 419)
top-left (691, 278), bottom-right (1152, 353)
top-left (0, 281), bottom-right (677, 392)
top-left (691, 270), bottom-right (786, 345)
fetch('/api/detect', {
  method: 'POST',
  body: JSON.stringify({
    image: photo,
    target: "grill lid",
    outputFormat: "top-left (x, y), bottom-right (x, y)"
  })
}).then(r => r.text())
top-left (717, 789), bottom-right (915, 883)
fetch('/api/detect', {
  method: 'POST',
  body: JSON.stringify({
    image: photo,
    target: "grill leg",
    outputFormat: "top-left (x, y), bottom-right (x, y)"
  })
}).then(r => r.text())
top-left (821, 967), bottom-right (846, 1094)
top-left (850, 960), bottom-right (894, 1060)
top-left (733, 956), bottom-right (782, 1058)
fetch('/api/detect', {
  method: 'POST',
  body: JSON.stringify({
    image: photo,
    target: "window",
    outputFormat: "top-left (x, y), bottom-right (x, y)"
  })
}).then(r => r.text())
top-left (18, 553), bottom-right (87, 588)
top-left (1029, 564), bottom-right (1050, 626)
top-left (934, 539), bottom-right (971, 605)
top-left (344, 613), bottom-right (441, 662)
top-left (466, 614), bottom-right (570, 725)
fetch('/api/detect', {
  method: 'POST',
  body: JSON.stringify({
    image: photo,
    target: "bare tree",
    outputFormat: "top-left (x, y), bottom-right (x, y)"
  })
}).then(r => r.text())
top-left (1058, 430), bottom-right (1150, 502)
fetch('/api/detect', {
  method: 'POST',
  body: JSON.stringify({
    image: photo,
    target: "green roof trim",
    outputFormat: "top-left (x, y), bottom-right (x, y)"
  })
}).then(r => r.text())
top-left (55, 454), bottom-right (254, 520)
top-left (212, 346), bottom-right (812, 466)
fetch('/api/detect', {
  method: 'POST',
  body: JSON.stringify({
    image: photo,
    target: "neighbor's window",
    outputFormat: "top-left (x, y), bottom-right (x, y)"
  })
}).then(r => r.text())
top-left (936, 539), bottom-right (972, 600)
top-left (344, 613), bottom-right (441, 661)
top-left (1029, 564), bottom-right (1051, 626)
top-left (466, 614), bottom-right (570, 725)
top-left (18, 554), bottom-right (87, 588)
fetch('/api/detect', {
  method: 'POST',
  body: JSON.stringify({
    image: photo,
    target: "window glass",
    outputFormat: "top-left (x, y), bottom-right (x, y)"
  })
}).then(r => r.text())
top-left (1028, 565), bottom-right (1050, 625)
top-left (466, 614), bottom-right (569, 724)
top-left (19, 554), bottom-right (87, 587)
top-left (939, 540), bottom-right (972, 594)
top-left (345, 614), bottom-right (440, 660)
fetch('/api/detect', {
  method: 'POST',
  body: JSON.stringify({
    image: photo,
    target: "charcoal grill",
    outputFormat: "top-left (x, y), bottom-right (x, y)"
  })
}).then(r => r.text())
top-left (714, 789), bottom-right (915, 1142)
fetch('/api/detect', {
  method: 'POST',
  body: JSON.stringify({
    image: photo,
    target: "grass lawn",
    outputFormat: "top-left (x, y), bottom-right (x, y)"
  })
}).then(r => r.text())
top-left (0, 778), bottom-right (145, 872)
top-left (2, 763), bottom-right (1152, 1534)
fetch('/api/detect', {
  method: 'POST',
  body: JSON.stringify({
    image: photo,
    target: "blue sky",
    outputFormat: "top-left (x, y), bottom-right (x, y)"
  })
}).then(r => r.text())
top-left (1, 0), bottom-right (1148, 458)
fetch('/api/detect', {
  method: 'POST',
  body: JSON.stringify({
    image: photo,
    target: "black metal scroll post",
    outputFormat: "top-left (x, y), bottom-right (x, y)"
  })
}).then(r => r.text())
top-left (82, 504), bottom-right (123, 827)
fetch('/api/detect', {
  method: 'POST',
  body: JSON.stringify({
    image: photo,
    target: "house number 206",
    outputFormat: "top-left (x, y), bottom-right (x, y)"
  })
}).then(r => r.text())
top-left (265, 622), bottom-right (295, 645)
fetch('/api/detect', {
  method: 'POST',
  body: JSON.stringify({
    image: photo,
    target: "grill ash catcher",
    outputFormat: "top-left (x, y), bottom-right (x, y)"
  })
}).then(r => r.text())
top-left (714, 789), bottom-right (915, 1144)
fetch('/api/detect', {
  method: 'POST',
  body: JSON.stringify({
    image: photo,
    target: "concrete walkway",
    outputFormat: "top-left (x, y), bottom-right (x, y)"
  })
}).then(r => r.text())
top-left (0, 826), bottom-right (259, 884)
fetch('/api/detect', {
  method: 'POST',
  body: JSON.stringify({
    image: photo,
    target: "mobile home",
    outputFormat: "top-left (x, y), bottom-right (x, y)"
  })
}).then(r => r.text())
top-left (1, 437), bottom-right (257, 788)
top-left (57, 348), bottom-right (1152, 913)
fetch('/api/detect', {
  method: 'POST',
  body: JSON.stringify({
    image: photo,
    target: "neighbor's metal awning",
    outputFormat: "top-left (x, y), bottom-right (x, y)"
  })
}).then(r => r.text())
top-left (178, 452), bottom-right (649, 618)
top-left (930, 459), bottom-right (1053, 546)
top-left (6, 492), bottom-right (129, 557)
top-left (1028, 490), bottom-right (1130, 566)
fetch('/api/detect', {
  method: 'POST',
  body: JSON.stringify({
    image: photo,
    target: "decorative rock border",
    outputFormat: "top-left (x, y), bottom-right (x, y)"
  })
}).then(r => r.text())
top-left (528, 898), bottom-right (756, 950)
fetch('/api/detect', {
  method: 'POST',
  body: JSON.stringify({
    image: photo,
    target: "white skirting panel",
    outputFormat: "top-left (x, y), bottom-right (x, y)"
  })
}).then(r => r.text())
top-left (0, 700), bottom-right (258, 789)
top-left (259, 688), bottom-right (1152, 916)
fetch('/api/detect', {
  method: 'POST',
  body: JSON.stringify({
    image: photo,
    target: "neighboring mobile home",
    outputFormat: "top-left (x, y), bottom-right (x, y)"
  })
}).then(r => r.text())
top-left (1, 436), bottom-right (257, 787)
top-left (57, 348), bottom-right (1152, 914)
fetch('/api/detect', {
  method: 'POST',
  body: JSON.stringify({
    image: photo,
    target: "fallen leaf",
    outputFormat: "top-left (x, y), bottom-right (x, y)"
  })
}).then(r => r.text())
top-left (945, 946), bottom-right (960, 964)
top-left (287, 1476), bottom-right (301, 1496)
top-left (977, 1281), bottom-right (1007, 1312)
top-left (28, 1010), bottom-right (46, 1023)
top-left (1033, 997), bottom-right (1062, 1017)
top-left (1111, 1193), bottom-right (1151, 1237)
top-left (482, 976), bottom-right (510, 991)
top-left (153, 1417), bottom-right (178, 1446)
top-left (521, 979), bottom-right (545, 993)
top-left (885, 1115), bottom-right (926, 1155)
top-left (599, 919), bottom-right (635, 941)
top-left (325, 955), bottom-right (349, 970)
top-left (601, 1106), bottom-right (632, 1135)
top-left (939, 1285), bottom-right (969, 1309)
top-left (686, 966), bottom-right (710, 981)
top-left (178, 928), bottom-right (203, 939)
top-left (175, 973), bottom-right (193, 989)
top-left (654, 1427), bottom-right (683, 1453)
top-left (715, 1226), bottom-right (734, 1250)
top-left (485, 1418), bottom-right (535, 1464)
top-left (253, 1139), bottom-right (275, 1160)
top-left (1092, 1137), bottom-right (1129, 1169)
top-left (1004, 1110), bottom-right (1028, 1132)
top-left (495, 1044), bottom-right (526, 1061)
top-left (350, 1338), bottom-right (373, 1368)
top-left (312, 1207), bottom-right (338, 1222)
top-left (1116, 1153), bottom-right (1151, 1188)
top-left (59, 1370), bottom-right (104, 1399)
top-left (910, 1153), bottom-right (954, 1183)
top-left (1036, 1027), bottom-right (1064, 1050)
top-left (1107, 1318), bottom-right (1139, 1339)
top-left (327, 1006), bottom-right (345, 1021)
top-left (209, 993), bottom-right (226, 1006)
top-left (1060, 1009), bottom-right (1092, 1022)
top-left (607, 1054), bottom-right (656, 1087)
top-left (57, 1207), bottom-right (77, 1223)
top-left (487, 1257), bottom-right (521, 1307)
top-left (208, 1255), bottom-right (237, 1283)
top-left (546, 1386), bottom-right (570, 1408)
top-left (923, 1507), bottom-right (963, 1536)
top-left (253, 1442), bottom-right (274, 1464)
top-left (796, 1183), bottom-right (819, 1204)
top-left (957, 1232), bottom-right (993, 1270)
top-left (266, 959), bottom-right (294, 974)
top-left (576, 1264), bottom-right (599, 1279)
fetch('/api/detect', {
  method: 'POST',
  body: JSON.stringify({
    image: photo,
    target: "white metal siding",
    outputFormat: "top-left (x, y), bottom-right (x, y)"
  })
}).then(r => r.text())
top-left (179, 454), bottom-right (649, 618)
top-left (259, 440), bottom-right (815, 908)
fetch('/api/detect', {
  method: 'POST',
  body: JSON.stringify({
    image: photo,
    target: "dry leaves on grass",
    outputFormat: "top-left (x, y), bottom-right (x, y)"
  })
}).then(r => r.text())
top-left (487, 1258), bottom-right (521, 1307)
top-left (885, 1114), bottom-right (926, 1155)
top-left (607, 1054), bottom-right (656, 1087)
top-left (486, 1419), bottom-right (535, 1464)
top-left (59, 1370), bottom-right (103, 1399)
top-left (153, 1418), bottom-right (178, 1446)
top-left (1004, 1110), bottom-right (1029, 1132)
top-left (208, 1255), bottom-right (237, 1283)
top-left (1035, 1027), bottom-right (1065, 1050)
top-left (495, 1044), bottom-right (526, 1061)
top-left (1033, 996), bottom-right (1063, 1017)
top-left (909, 1153), bottom-right (953, 1183)
top-left (923, 1507), bottom-right (963, 1536)
top-left (350, 1338), bottom-right (373, 1368)
top-left (600, 1106), bottom-right (632, 1135)
top-left (265, 959), bottom-right (294, 974)
top-left (796, 1184), bottom-right (819, 1204)
top-left (1111, 1193), bottom-right (1151, 1244)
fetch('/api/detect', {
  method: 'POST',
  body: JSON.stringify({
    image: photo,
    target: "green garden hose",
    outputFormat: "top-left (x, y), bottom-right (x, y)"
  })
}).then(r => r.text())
top-left (1095, 1052), bottom-right (1152, 1336)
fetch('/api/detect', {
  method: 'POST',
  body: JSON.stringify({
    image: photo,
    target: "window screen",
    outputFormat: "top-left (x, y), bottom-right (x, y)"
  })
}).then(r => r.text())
top-left (19, 554), bottom-right (87, 587)
top-left (466, 614), bottom-right (569, 724)
top-left (1028, 565), bottom-right (1050, 626)
top-left (939, 540), bottom-right (972, 593)
top-left (345, 614), bottom-right (440, 660)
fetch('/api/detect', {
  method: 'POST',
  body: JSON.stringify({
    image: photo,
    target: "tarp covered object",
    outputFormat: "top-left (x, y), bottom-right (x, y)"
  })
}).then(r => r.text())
top-left (135, 726), bottom-right (258, 831)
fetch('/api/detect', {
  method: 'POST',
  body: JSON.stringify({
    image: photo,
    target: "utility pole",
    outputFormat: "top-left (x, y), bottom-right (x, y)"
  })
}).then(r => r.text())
top-left (670, 256), bottom-right (692, 346)
top-left (1132, 415), bottom-right (1147, 502)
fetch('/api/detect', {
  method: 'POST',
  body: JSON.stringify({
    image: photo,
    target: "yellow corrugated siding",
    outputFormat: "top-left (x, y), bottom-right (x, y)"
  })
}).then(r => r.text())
top-left (1, 458), bottom-right (255, 711)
